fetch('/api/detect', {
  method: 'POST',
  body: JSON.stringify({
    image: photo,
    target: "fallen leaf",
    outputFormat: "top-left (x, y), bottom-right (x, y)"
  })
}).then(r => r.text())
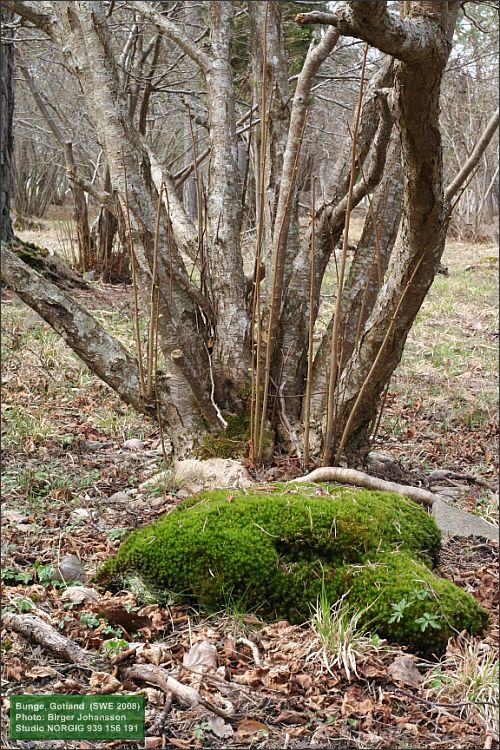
top-left (387, 655), bottom-right (422, 688)
top-left (89, 672), bottom-right (122, 694)
top-left (142, 644), bottom-right (169, 667)
top-left (341, 692), bottom-right (374, 719)
top-left (290, 673), bottom-right (313, 691)
top-left (52, 679), bottom-right (85, 692)
top-left (208, 716), bottom-right (234, 739)
top-left (182, 639), bottom-right (217, 673)
top-left (236, 718), bottom-right (269, 737)
top-left (4, 664), bottom-right (23, 681)
top-left (93, 602), bottom-right (151, 632)
top-left (143, 738), bottom-right (163, 749)
top-left (274, 710), bottom-right (307, 725)
top-left (25, 665), bottom-right (57, 679)
top-left (359, 660), bottom-right (387, 679)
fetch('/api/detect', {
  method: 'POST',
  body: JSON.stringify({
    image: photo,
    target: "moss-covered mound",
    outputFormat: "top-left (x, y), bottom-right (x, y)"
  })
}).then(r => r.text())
top-left (341, 550), bottom-right (487, 654)
top-left (96, 486), bottom-right (487, 655)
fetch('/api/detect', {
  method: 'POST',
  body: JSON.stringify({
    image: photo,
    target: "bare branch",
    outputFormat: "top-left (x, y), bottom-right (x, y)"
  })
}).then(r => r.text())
top-left (1, 245), bottom-right (154, 418)
top-left (129, 1), bottom-right (211, 73)
top-left (445, 108), bottom-right (499, 203)
top-left (1, 0), bottom-right (56, 36)
top-left (66, 173), bottom-right (116, 215)
top-left (296, 2), bottom-right (448, 62)
top-left (18, 60), bottom-right (66, 146)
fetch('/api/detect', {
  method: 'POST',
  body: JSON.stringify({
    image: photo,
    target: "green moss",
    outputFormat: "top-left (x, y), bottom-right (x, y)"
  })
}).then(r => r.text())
top-left (15, 240), bottom-right (49, 271)
top-left (196, 413), bottom-right (251, 459)
top-left (95, 487), bottom-right (487, 653)
top-left (96, 486), bottom-right (486, 648)
top-left (341, 551), bottom-right (488, 656)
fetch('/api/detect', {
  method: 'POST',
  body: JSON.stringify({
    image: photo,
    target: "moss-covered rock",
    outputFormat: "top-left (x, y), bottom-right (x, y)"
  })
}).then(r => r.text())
top-left (95, 486), bottom-right (487, 654)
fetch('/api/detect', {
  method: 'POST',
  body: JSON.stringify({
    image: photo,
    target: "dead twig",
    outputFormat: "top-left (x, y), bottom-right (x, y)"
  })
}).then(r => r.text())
top-left (236, 637), bottom-right (263, 667)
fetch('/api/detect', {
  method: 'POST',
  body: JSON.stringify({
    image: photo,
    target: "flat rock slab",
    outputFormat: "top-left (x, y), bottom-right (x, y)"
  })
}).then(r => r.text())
top-left (432, 498), bottom-right (499, 542)
top-left (140, 458), bottom-right (254, 495)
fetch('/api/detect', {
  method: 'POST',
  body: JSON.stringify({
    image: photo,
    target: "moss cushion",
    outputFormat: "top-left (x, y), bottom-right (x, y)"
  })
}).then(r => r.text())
top-left (95, 485), bottom-right (487, 655)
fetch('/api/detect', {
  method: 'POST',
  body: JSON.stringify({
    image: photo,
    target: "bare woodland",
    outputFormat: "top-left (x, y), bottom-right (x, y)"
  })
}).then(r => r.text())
top-left (1, 0), bottom-right (498, 466)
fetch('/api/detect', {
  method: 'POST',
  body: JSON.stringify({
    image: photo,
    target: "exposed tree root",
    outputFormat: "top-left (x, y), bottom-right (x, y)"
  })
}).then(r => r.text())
top-left (291, 466), bottom-right (438, 507)
top-left (290, 467), bottom-right (499, 542)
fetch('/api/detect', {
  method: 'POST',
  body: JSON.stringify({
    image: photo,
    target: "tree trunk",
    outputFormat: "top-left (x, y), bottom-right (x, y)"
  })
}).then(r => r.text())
top-left (0, 9), bottom-right (14, 243)
top-left (298, 0), bottom-right (462, 463)
top-left (309, 135), bottom-right (404, 429)
top-left (90, 166), bottom-right (124, 283)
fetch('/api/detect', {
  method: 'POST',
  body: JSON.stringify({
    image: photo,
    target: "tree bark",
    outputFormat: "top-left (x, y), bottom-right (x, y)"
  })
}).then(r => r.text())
top-left (0, 8), bottom-right (14, 242)
top-left (310, 135), bottom-right (404, 426)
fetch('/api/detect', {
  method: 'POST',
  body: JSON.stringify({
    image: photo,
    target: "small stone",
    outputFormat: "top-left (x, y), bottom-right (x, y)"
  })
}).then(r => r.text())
top-left (61, 586), bottom-right (100, 604)
top-left (3, 510), bottom-right (29, 524)
top-left (71, 508), bottom-right (91, 521)
top-left (106, 492), bottom-right (132, 504)
top-left (123, 439), bottom-right (145, 451)
top-left (150, 497), bottom-right (167, 508)
top-left (388, 656), bottom-right (422, 688)
top-left (52, 554), bottom-right (86, 583)
top-left (265, 467), bottom-right (282, 481)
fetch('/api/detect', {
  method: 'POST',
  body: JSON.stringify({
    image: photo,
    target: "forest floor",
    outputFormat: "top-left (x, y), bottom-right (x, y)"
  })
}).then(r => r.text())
top-left (1, 222), bottom-right (499, 749)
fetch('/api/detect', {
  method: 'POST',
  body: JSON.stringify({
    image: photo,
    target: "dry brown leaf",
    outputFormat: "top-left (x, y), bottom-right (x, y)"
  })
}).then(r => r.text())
top-left (143, 738), bottom-right (163, 749)
top-left (25, 665), bottom-right (57, 679)
top-left (341, 694), bottom-right (374, 718)
top-left (290, 673), bottom-right (313, 691)
top-left (233, 666), bottom-right (268, 686)
top-left (52, 679), bottom-right (85, 692)
top-left (208, 716), bottom-right (234, 739)
top-left (387, 655), bottom-right (422, 688)
top-left (142, 644), bottom-right (169, 667)
top-left (359, 659), bottom-right (387, 679)
top-left (236, 718), bottom-right (269, 737)
top-left (3, 664), bottom-right (23, 681)
top-left (274, 710), bottom-right (308, 725)
top-left (93, 601), bottom-right (151, 631)
top-left (89, 671), bottom-right (122, 694)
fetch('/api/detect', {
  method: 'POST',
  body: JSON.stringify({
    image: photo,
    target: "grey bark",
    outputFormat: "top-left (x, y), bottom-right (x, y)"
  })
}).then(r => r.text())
top-left (0, 9), bottom-right (14, 242)
top-left (310, 135), bottom-right (404, 425)
top-left (319, 1), bottom-right (460, 461)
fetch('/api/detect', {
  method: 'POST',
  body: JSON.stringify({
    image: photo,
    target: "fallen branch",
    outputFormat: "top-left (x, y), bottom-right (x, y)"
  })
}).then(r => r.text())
top-left (2, 613), bottom-right (107, 670)
top-left (291, 466), bottom-right (438, 507)
top-left (125, 664), bottom-right (235, 720)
